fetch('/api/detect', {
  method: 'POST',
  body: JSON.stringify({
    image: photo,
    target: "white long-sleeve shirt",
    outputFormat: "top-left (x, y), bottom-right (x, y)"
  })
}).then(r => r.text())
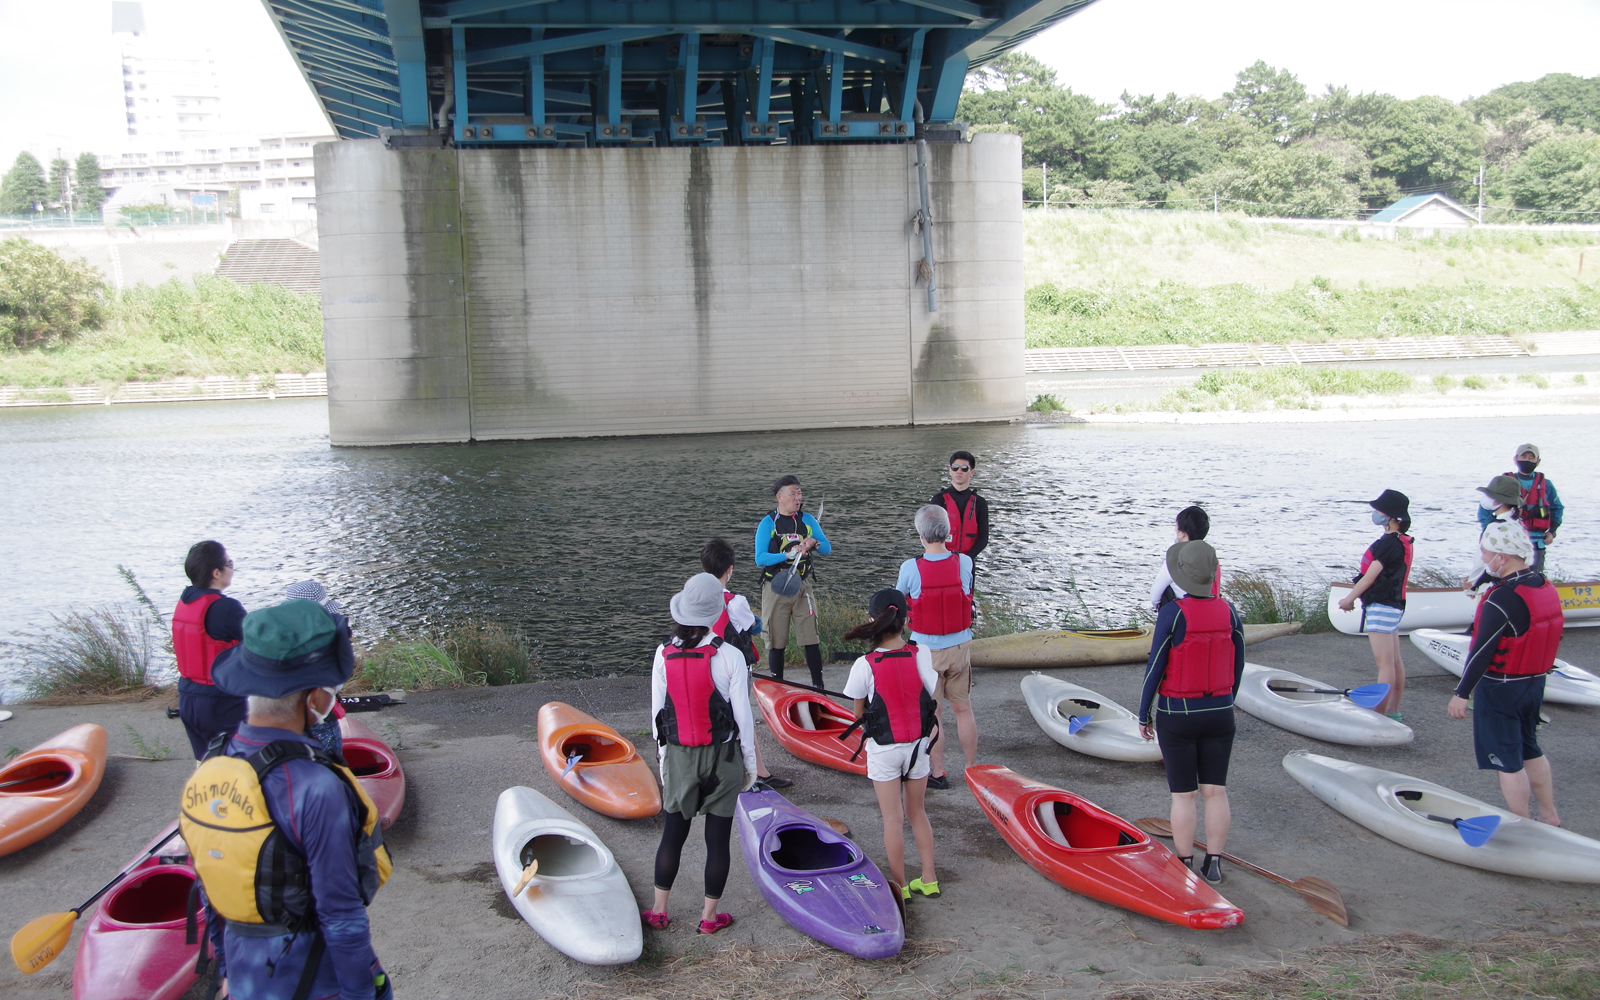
top-left (649, 635), bottom-right (758, 775)
top-left (1149, 562), bottom-right (1183, 610)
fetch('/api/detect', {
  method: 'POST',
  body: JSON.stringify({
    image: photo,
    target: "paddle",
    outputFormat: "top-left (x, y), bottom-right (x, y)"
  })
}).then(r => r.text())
top-left (1420, 812), bottom-right (1501, 847)
top-left (0, 771), bottom-right (68, 791)
top-left (751, 673), bottom-right (853, 702)
top-left (1067, 715), bottom-right (1093, 735)
top-left (1134, 818), bottom-right (1348, 927)
top-left (512, 859), bottom-right (540, 897)
top-left (11, 820), bottom-right (181, 973)
top-left (769, 495), bottom-right (824, 598)
top-left (340, 694), bottom-right (406, 713)
top-left (560, 745), bottom-right (590, 779)
top-left (1266, 681), bottom-right (1390, 710)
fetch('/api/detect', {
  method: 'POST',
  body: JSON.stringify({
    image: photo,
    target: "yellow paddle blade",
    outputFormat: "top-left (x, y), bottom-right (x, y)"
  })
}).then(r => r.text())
top-left (11, 911), bottom-right (77, 974)
top-left (512, 859), bottom-right (539, 897)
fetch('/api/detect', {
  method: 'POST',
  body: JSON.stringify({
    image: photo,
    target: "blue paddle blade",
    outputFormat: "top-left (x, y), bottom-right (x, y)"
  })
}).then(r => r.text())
top-left (561, 752), bottom-right (582, 778)
top-left (1455, 815), bottom-right (1500, 847)
top-left (1067, 715), bottom-right (1092, 735)
top-left (1347, 683), bottom-right (1390, 710)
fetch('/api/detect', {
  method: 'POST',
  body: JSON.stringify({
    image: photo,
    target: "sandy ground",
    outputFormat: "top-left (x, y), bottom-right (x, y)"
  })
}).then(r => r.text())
top-left (4, 628), bottom-right (1600, 999)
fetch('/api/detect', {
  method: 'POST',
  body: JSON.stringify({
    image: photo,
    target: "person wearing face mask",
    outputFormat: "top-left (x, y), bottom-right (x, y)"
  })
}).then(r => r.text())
top-left (1464, 476), bottom-right (1527, 593)
top-left (754, 475), bottom-right (832, 688)
top-left (194, 599), bottom-right (392, 1000)
top-left (1480, 444), bottom-right (1562, 574)
top-left (1149, 506), bottom-right (1220, 611)
top-left (929, 451), bottom-right (989, 565)
top-left (1337, 490), bottom-right (1414, 720)
top-left (1446, 521), bottom-right (1564, 825)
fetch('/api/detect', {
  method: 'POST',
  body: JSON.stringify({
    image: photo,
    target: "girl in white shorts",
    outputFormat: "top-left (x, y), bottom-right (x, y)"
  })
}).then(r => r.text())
top-left (841, 588), bottom-right (942, 901)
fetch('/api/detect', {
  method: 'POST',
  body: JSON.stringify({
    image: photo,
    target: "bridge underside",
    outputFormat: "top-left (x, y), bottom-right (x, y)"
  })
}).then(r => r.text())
top-left (265, 0), bottom-right (1098, 146)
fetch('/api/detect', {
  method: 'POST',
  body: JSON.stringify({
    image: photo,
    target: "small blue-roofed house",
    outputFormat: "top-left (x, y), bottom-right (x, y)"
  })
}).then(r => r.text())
top-left (1368, 193), bottom-right (1478, 227)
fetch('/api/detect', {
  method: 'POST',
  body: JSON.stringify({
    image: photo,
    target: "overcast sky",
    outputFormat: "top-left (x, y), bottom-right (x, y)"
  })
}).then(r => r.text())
top-left (1, 0), bottom-right (1597, 170)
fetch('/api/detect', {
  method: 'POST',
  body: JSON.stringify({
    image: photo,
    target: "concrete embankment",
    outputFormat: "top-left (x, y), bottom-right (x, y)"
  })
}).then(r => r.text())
top-left (3, 628), bottom-right (1598, 999)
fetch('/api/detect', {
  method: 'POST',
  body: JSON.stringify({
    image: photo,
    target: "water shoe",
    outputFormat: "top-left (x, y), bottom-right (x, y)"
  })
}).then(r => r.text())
top-left (698, 913), bottom-right (734, 935)
top-left (908, 878), bottom-right (941, 898)
top-left (925, 774), bottom-right (951, 790)
top-left (641, 910), bottom-right (669, 930)
top-left (1200, 854), bottom-right (1224, 884)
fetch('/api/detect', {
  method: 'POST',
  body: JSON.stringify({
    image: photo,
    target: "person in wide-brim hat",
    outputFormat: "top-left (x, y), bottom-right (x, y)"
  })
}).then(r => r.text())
top-left (1338, 488), bottom-right (1414, 720)
top-left (211, 599), bottom-right (356, 699)
top-left (1465, 476), bottom-right (1527, 592)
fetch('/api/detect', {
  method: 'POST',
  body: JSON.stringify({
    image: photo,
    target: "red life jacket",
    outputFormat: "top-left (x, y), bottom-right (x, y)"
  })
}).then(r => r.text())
top-left (1512, 472), bottom-right (1554, 532)
top-left (172, 593), bottom-right (238, 686)
top-left (1474, 580), bottom-right (1564, 677)
top-left (942, 492), bottom-right (980, 556)
top-left (908, 555), bottom-right (971, 636)
top-left (1158, 597), bottom-right (1236, 699)
top-left (713, 591), bottom-right (759, 665)
top-left (656, 640), bottom-right (736, 747)
top-left (862, 646), bottom-right (936, 745)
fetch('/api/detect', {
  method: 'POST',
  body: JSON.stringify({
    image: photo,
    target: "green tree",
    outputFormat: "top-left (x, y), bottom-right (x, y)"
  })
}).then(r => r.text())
top-left (1225, 60), bottom-right (1310, 143)
top-left (1368, 96), bottom-right (1484, 197)
top-left (959, 53), bottom-right (1109, 180)
top-left (0, 238), bottom-right (107, 349)
top-left (1507, 134), bottom-right (1600, 222)
top-left (1192, 140), bottom-right (1365, 218)
top-left (1466, 73), bottom-right (1600, 132)
top-left (74, 153), bottom-right (105, 213)
top-left (0, 152), bottom-right (50, 215)
top-left (48, 158), bottom-right (71, 210)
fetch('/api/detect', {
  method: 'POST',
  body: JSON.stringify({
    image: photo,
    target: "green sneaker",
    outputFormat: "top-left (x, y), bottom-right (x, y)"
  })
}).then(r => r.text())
top-left (908, 878), bottom-right (941, 898)
top-left (1385, 712), bottom-right (1404, 722)
top-left (900, 884), bottom-right (911, 901)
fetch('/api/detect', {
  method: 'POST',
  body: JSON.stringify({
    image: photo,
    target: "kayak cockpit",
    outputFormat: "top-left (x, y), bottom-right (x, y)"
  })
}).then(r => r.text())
top-left (342, 744), bottom-right (396, 778)
top-left (766, 825), bottom-right (860, 874)
top-left (1033, 798), bottom-right (1143, 851)
top-left (788, 700), bottom-right (853, 733)
top-left (0, 757), bottom-right (76, 794)
top-left (519, 833), bottom-right (606, 878)
top-left (559, 732), bottom-right (633, 767)
top-left (104, 867), bottom-right (194, 926)
top-left (1075, 629), bottom-right (1149, 641)
top-left (1054, 697), bottom-right (1113, 723)
top-left (1391, 787), bottom-right (1493, 821)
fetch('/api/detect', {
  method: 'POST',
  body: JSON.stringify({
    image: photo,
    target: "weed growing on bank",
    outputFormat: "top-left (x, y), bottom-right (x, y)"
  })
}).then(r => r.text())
top-left (17, 605), bottom-right (157, 698)
top-left (1158, 365), bottom-right (1413, 412)
top-left (1223, 572), bottom-right (1332, 633)
top-left (352, 621), bottom-right (538, 691)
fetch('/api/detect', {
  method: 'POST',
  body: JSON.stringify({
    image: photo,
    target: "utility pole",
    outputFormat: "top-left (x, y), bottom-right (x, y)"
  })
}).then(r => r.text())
top-left (1214, 189), bottom-right (1219, 216)
top-left (1477, 163), bottom-right (1485, 223)
top-left (1041, 162), bottom-right (1047, 209)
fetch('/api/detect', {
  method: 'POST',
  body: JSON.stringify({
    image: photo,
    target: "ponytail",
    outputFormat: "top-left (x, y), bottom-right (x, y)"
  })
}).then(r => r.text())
top-left (843, 606), bottom-right (906, 647)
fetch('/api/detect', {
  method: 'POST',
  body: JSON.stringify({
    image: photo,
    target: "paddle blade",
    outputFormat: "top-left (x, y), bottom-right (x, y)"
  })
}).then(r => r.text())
top-left (1346, 683), bottom-right (1390, 710)
top-left (1291, 877), bottom-right (1349, 927)
top-left (1067, 715), bottom-right (1093, 735)
top-left (560, 752), bottom-right (582, 778)
top-left (1134, 817), bottom-right (1174, 838)
top-left (10, 911), bottom-right (76, 974)
top-left (1456, 815), bottom-right (1501, 847)
top-left (512, 860), bottom-right (539, 897)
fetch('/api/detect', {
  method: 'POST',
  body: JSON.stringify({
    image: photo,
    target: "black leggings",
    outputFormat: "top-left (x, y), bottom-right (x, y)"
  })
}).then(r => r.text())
top-left (768, 644), bottom-right (824, 689)
top-left (654, 811), bottom-right (735, 899)
top-left (1155, 710), bottom-right (1236, 794)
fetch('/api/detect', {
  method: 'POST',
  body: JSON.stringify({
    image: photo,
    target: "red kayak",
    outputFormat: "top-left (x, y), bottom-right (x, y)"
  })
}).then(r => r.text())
top-left (339, 716), bottom-right (406, 829)
top-left (73, 825), bottom-right (201, 1000)
top-left (753, 677), bottom-right (866, 776)
top-left (965, 764), bottom-right (1243, 930)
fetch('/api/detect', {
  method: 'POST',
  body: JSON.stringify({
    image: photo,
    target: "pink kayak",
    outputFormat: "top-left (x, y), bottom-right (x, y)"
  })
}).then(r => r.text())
top-left (340, 716), bottom-right (406, 829)
top-left (73, 825), bottom-right (202, 1000)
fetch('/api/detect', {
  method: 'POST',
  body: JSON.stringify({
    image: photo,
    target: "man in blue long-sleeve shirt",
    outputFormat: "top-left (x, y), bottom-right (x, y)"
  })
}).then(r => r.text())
top-left (1479, 443), bottom-right (1563, 574)
top-left (754, 475), bottom-right (831, 687)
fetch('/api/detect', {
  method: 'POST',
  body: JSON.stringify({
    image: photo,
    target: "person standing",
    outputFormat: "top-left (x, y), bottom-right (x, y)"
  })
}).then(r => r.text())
top-left (754, 475), bottom-right (831, 688)
top-left (286, 579), bottom-right (347, 758)
top-left (1464, 476), bottom-right (1525, 592)
top-left (173, 540), bottom-right (248, 760)
top-left (930, 451), bottom-right (989, 564)
top-left (1337, 490), bottom-right (1414, 720)
top-left (189, 599), bottom-right (391, 1000)
top-left (1481, 444), bottom-right (1562, 574)
top-left (1446, 521), bottom-right (1563, 824)
top-left (1149, 506), bottom-right (1219, 611)
top-left (841, 589), bottom-right (941, 902)
top-left (895, 505), bottom-right (977, 790)
top-left (700, 537), bottom-right (791, 789)
top-left (643, 574), bottom-right (759, 935)
top-left (1137, 541), bottom-right (1245, 885)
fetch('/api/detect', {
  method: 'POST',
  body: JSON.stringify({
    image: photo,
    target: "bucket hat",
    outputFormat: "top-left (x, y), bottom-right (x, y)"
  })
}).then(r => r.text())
top-left (286, 579), bottom-right (343, 615)
top-left (1480, 520), bottom-right (1535, 563)
top-left (1477, 475), bottom-right (1522, 509)
top-left (1370, 489), bottom-right (1410, 521)
top-left (670, 573), bottom-right (726, 628)
top-left (1166, 540), bottom-right (1219, 598)
top-left (211, 599), bottom-right (355, 698)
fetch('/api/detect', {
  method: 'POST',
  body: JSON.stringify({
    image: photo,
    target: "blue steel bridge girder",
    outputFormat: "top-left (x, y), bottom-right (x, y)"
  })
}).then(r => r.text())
top-left (262, 0), bottom-right (1101, 142)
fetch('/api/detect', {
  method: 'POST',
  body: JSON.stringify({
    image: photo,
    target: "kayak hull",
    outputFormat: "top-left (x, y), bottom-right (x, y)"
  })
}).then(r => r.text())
top-left (537, 702), bottom-right (661, 819)
top-left (73, 827), bottom-right (201, 1000)
top-left (0, 723), bottom-right (107, 857)
top-left (1284, 751), bottom-right (1600, 882)
top-left (1019, 674), bottom-right (1162, 762)
top-left (970, 622), bottom-right (1302, 669)
top-left (1409, 629), bottom-right (1600, 707)
top-left (737, 788), bottom-right (903, 959)
top-left (1235, 664), bottom-right (1414, 745)
top-left (753, 678), bottom-right (866, 775)
top-left (493, 786), bottom-right (643, 965)
top-left (1329, 581), bottom-right (1600, 636)
top-left (965, 764), bottom-right (1243, 929)
top-left (338, 716), bottom-right (406, 829)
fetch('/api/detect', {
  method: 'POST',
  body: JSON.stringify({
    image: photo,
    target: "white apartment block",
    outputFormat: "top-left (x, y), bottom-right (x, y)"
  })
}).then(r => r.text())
top-left (98, 133), bottom-right (333, 219)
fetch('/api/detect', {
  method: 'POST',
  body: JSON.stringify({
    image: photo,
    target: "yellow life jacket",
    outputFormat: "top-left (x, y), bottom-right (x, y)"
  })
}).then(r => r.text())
top-left (179, 740), bottom-right (391, 932)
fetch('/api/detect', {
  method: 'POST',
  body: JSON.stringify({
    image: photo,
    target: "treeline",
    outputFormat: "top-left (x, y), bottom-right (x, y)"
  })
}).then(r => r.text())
top-left (0, 152), bottom-right (106, 216)
top-left (959, 57), bottom-right (1600, 222)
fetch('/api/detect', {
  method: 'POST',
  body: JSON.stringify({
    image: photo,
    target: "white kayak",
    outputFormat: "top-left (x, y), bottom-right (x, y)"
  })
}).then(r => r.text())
top-left (1019, 673), bottom-right (1161, 762)
top-left (1329, 580), bottom-right (1600, 635)
top-left (1234, 664), bottom-right (1414, 746)
top-left (1284, 751), bottom-right (1600, 882)
top-left (1409, 629), bottom-right (1600, 707)
top-left (492, 786), bottom-right (643, 965)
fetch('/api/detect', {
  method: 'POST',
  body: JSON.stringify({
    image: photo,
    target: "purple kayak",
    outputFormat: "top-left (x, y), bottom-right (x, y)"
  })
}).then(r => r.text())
top-left (735, 787), bottom-right (904, 959)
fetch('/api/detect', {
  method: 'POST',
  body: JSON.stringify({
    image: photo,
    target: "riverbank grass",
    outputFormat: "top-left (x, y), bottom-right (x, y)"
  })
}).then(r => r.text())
top-left (352, 621), bottom-right (538, 691)
top-left (17, 606), bottom-right (158, 700)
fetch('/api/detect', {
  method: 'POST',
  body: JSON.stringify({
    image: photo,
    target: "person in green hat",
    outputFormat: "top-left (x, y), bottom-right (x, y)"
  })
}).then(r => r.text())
top-left (1464, 475), bottom-right (1526, 592)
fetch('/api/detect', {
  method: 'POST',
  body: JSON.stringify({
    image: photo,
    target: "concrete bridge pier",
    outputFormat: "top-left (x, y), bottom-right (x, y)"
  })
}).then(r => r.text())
top-left (315, 133), bottom-right (1023, 445)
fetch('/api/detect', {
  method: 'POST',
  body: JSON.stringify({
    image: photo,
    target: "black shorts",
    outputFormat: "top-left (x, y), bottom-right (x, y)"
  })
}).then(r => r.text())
top-left (1472, 674), bottom-right (1545, 773)
top-left (1155, 709), bottom-right (1236, 794)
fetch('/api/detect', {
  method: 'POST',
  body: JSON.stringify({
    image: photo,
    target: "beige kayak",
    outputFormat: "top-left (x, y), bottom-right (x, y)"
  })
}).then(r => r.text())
top-left (969, 621), bottom-right (1303, 669)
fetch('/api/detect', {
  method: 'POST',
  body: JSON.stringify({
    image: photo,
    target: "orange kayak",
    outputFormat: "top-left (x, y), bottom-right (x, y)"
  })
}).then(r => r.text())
top-left (965, 764), bottom-right (1243, 930)
top-left (752, 677), bottom-right (866, 776)
top-left (538, 702), bottom-right (660, 819)
top-left (0, 723), bottom-right (108, 857)
top-left (338, 717), bottom-right (407, 830)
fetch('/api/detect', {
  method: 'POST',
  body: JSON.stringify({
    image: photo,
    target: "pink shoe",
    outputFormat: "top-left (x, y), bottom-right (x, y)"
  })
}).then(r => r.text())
top-left (641, 910), bottom-right (670, 930)
top-left (697, 912), bottom-right (734, 935)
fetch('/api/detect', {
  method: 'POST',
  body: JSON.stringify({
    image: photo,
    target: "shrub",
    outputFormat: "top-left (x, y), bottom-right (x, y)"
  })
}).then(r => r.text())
top-left (19, 605), bottom-right (155, 698)
top-left (1028, 392), bottom-right (1065, 412)
top-left (352, 639), bottom-right (465, 692)
top-left (1432, 374), bottom-right (1457, 393)
top-left (1222, 571), bottom-right (1331, 633)
top-left (444, 621), bottom-right (537, 686)
top-left (1517, 372), bottom-right (1549, 388)
top-left (351, 620), bottom-right (539, 691)
top-left (1462, 374), bottom-right (1489, 389)
top-left (0, 238), bottom-right (108, 349)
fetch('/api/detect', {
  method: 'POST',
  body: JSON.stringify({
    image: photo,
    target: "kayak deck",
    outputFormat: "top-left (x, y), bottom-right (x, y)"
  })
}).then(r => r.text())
top-left (538, 702), bottom-right (661, 819)
top-left (74, 828), bottom-right (200, 1000)
top-left (0, 723), bottom-right (107, 857)
top-left (753, 678), bottom-right (866, 775)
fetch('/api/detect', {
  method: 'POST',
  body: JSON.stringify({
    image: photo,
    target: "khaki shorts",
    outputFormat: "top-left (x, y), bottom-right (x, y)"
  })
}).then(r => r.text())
top-left (930, 642), bottom-right (972, 703)
top-left (761, 580), bottom-right (819, 649)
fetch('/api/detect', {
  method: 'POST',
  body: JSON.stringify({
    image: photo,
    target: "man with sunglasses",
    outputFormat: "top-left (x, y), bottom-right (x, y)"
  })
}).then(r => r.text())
top-left (930, 451), bottom-right (989, 566)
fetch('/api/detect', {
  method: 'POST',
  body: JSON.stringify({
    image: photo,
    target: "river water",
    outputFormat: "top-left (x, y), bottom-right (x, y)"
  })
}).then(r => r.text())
top-left (2, 399), bottom-right (1594, 696)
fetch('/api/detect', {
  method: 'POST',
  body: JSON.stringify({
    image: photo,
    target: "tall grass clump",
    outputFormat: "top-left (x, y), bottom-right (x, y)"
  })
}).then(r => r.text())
top-left (352, 620), bottom-right (538, 691)
top-left (780, 590), bottom-right (871, 665)
top-left (1223, 571), bottom-right (1331, 633)
top-left (19, 606), bottom-right (157, 698)
top-left (1160, 366), bottom-right (1413, 412)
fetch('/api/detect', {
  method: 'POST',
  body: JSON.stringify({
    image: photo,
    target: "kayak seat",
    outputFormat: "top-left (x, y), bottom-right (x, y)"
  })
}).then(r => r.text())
top-left (769, 826), bottom-right (855, 872)
top-left (790, 702), bottom-right (849, 733)
top-left (342, 744), bottom-right (394, 778)
top-left (519, 834), bottom-right (605, 877)
top-left (0, 758), bottom-right (75, 793)
top-left (105, 869), bottom-right (193, 925)
top-left (1036, 801), bottom-right (1070, 847)
top-left (560, 734), bottom-right (631, 765)
top-left (1038, 800), bottom-right (1135, 850)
